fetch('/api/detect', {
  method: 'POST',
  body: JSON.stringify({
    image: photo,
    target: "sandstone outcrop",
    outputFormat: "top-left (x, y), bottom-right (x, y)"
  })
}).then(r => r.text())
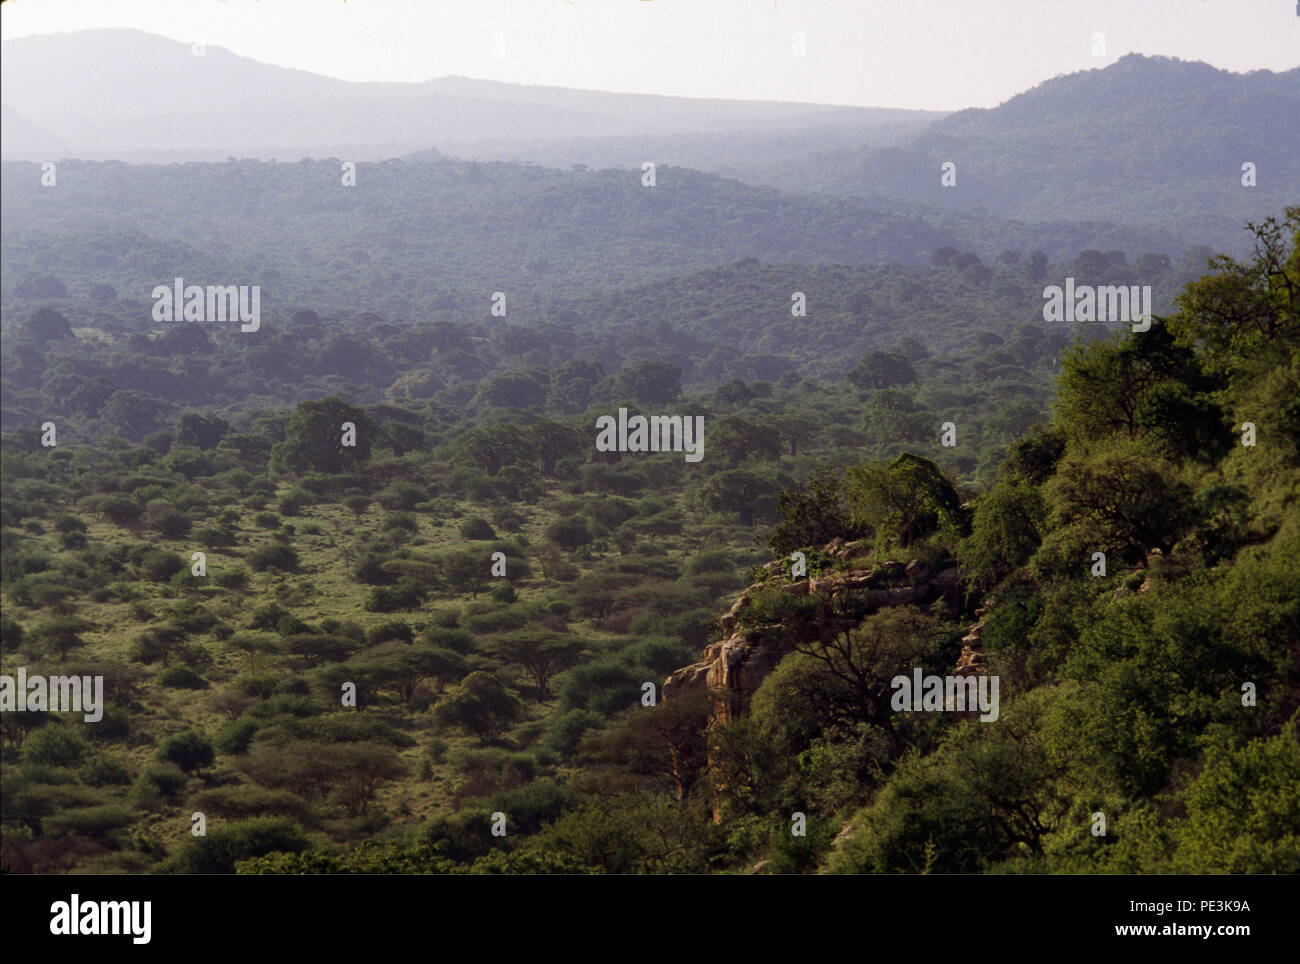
top-left (664, 541), bottom-right (981, 728)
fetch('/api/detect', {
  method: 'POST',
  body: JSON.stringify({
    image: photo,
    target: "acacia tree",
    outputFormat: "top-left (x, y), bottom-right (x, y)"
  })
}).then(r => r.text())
top-left (789, 606), bottom-right (946, 741)
top-left (489, 630), bottom-right (585, 700)
top-left (958, 479), bottom-right (1048, 579)
top-left (432, 672), bottom-right (522, 742)
top-left (1045, 442), bottom-right (1194, 557)
top-left (529, 421), bottom-right (583, 475)
top-left (441, 548), bottom-right (492, 598)
top-left (459, 424), bottom-right (533, 476)
top-left (1169, 206), bottom-right (1300, 376)
top-left (767, 467), bottom-right (860, 556)
top-left (845, 453), bottom-right (966, 549)
top-left (694, 469), bottom-right (778, 527)
top-left (847, 351), bottom-right (917, 391)
top-left (272, 397), bottom-right (375, 474)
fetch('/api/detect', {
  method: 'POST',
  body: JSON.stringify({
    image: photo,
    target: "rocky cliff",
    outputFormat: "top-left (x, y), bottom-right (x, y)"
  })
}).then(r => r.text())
top-left (663, 538), bottom-right (987, 728)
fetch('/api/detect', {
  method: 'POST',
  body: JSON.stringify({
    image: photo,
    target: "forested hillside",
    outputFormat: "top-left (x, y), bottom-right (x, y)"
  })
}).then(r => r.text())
top-left (2, 206), bottom-right (1295, 875)
top-left (0, 156), bottom-right (1186, 324)
top-left (743, 55), bottom-right (1300, 254)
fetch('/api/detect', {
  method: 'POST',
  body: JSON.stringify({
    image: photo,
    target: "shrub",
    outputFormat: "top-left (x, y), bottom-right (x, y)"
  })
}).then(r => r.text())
top-left (215, 718), bottom-right (262, 755)
top-left (382, 512), bottom-right (418, 533)
top-left (157, 730), bottom-right (215, 774)
top-left (545, 515), bottom-right (592, 549)
top-left (0, 616), bottom-right (23, 652)
top-left (545, 709), bottom-right (604, 755)
top-left (365, 582), bottom-right (427, 612)
top-left (557, 662), bottom-right (641, 716)
top-left (215, 567), bottom-right (250, 590)
top-left (176, 816), bottom-right (309, 874)
top-left (83, 756), bottom-right (135, 787)
top-left (375, 482), bottom-right (424, 511)
top-left (429, 606), bottom-right (461, 629)
top-left (55, 514), bottom-right (88, 534)
top-left (188, 786), bottom-right (309, 820)
top-left (23, 726), bottom-right (88, 767)
top-left (366, 620), bottom-right (414, 645)
top-left (278, 489), bottom-right (312, 516)
top-left (248, 543), bottom-right (300, 572)
top-left (147, 504), bottom-right (192, 539)
top-left (459, 517), bottom-right (496, 540)
top-left (140, 549), bottom-right (185, 581)
top-left (132, 764), bottom-right (189, 805)
top-left (156, 665), bottom-right (209, 690)
top-left (45, 804), bottom-right (138, 841)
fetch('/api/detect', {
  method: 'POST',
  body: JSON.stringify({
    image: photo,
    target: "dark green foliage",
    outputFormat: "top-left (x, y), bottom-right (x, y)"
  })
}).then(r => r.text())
top-left (0, 120), bottom-right (1295, 882)
top-left (22, 726), bottom-right (88, 767)
top-left (545, 709), bottom-right (604, 756)
top-left (272, 398), bottom-right (375, 475)
top-left (174, 816), bottom-right (310, 874)
top-left (768, 468), bottom-right (861, 556)
top-left (459, 517), bottom-right (496, 540)
top-left (248, 543), bottom-right (300, 572)
top-left (432, 672), bottom-right (522, 742)
top-left (157, 731), bottom-right (215, 774)
top-left (846, 453), bottom-right (966, 550)
top-left (544, 515), bottom-right (592, 549)
top-left (557, 661), bottom-right (641, 717)
top-left (140, 549), bottom-right (185, 581)
top-left (156, 665), bottom-right (209, 690)
top-left (215, 718), bottom-right (262, 755)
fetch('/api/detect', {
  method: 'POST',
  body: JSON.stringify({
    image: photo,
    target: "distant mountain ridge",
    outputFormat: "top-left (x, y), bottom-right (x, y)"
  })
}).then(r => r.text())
top-left (417, 54), bottom-right (1298, 254)
top-left (3, 32), bottom-right (1292, 256)
top-left (769, 54), bottom-right (1300, 246)
top-left (0, 29), bottom-right (927, 161)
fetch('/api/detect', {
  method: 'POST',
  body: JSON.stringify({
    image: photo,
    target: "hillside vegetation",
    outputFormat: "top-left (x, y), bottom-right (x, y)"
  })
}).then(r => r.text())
top-left (2, 208), bottom-right (1295, 874)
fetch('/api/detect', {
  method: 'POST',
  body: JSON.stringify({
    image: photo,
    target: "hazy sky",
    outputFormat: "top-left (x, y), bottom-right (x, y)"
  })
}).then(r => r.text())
top-left (3, 0), bottom-right (1298, 110)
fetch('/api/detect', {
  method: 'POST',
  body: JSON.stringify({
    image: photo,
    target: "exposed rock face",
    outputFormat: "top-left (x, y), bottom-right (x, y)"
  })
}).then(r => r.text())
top-left (954, 612), bottom-right (989, 676)
top-left (663, 541), bottom-right (978, 728)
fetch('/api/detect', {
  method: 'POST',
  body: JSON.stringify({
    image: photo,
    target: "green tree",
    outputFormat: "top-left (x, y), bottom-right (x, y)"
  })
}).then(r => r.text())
top-left (846, 453), bottom-right (966, 549)
top-left (158, 730), bottom-right (215, 775)
top-left (529, 420), bottom-right (583, 475)
top-left (709, 416), bottom-right (782, 467)
top-left (459, 424), bottom-right (533, 477)
top-left (33, 616), bottom-right (91, 660)
top-left (1045, 442), bottom-right (1193, 557)
top-left (694, 469), bottom-right (778, 527)
top-left (102, 389), bottom-right (173, 442)
top-left (272, 397), bottom-right (375, 474)
top-left (175, 816), bottom-right (309, 874)
top-left (488, 630), bottom-right (586, 700)
top-left (441, 548), bottom-right (492, 598)
top-left (847, 351), bottom-right (917, 391)
top-left (432, 672), bottom-right (522, 742)
top-left (1173, 723), bottom-right (1300, 873)
top-left (1168, 206), bottom-right (1300, 376)
top-left (958, 479), bottom-right (1048, 578)
top-left (175, 412), bottom-right (229, 450)
top-left (767, 467), bottom-right (861, 556)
